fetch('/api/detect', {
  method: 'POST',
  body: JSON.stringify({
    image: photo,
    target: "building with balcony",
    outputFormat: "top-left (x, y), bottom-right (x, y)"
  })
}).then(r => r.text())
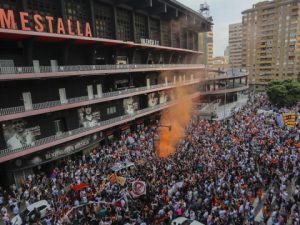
top-left (242, 0), bottom-right (300, 90)
top-left (0, 0), bottom-right (248, 186)
top-left (198, 30), bottom-right (214, 66)
top-left (229, 23), bottom-right (243, 68)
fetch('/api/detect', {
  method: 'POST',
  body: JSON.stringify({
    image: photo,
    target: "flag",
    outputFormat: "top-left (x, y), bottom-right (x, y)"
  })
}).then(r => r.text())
top-left (275, 114), bottom-right (284, 128)
top-left (116, 176), bottom-right (126, 186)
top-left (130, 181), bottom-right (146, 197)
top-left (109, 173), bottom-right (117, 183)
top-left (283, 113), bottom-right (296, 128)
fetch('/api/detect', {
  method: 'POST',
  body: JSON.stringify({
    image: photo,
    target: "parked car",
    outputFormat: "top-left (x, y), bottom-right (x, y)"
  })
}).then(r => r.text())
top-left (11, 200), bottom-right (51, 225)
top-left (171, 217), bottom-right (205, 225)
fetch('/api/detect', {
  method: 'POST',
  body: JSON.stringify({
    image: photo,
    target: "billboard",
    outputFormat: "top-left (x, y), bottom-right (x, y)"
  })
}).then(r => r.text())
top-left (159, 91), bottom-right (168, 104)
top-left (123, 97), bottom-right (139, 115)
top-left (11, 133), bottom-right (101, 169)
top-left (78, 107), bottom-right (100, 128)
top-left (2, 120), bottom-right (41, 150)
top-left (148, 92), bottom-right (159, 107)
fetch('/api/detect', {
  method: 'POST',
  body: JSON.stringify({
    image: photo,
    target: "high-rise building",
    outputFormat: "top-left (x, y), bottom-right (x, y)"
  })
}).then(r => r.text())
top-left (228, 23), bottom-right (243, 68)
top-left (242, 0), bottom-right (300, 90)
top-left (198, 30), bottom-right (214, 65)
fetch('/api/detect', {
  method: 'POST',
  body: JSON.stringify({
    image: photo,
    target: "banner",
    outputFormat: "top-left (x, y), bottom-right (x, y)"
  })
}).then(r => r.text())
top-left (11, 133), bottom-right (100, 169)
top-left (148, 93), bottom-right (159, 107)
top-left (159, 91), bottom-right (168, 104)
top-left (2, 119), bottom-right (41, 150)
top-left (168, 181), bottom-right (184, 196)
top-left (131, 181), bottom-right (146, 197)
top-left (78, 107), bottom-right (100, 128)
top-left (123, 97), bottom-right (139, 115)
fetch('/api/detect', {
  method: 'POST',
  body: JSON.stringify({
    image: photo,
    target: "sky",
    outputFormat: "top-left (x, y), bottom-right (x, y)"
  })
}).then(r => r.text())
top-left (178, 0), bottom-right (263, 56)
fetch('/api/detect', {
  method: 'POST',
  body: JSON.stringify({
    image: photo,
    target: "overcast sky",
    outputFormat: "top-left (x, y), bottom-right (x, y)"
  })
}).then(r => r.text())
top-left (178, 0), bottom-right (263, 56)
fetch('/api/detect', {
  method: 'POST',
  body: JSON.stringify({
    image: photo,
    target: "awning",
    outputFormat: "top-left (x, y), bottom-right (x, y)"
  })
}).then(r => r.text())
top-left (121, 124), bottom-right (131, 131)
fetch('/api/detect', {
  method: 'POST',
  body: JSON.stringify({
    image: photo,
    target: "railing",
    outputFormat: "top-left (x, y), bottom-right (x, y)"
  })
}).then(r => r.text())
top-left (0, 85), bottom-right (250, 158)
top-left (206, 85), bottom-right (249, 94)
top-left (204, 73), bottom-right (248, 81)
top-left (0, 101), bottom-right (177, 158)
top-left (0, 64), bottom-right (205, 75)
top-left (0, 79), bottom-right (200, 117)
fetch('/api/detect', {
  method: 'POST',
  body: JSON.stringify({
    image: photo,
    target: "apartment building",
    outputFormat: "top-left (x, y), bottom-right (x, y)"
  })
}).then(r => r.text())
top-left (242, 0), bottom-right (300, 90)
top-left (229, 23), bottom-right (243, 68)
top-left (198, 30), bottom-right (214, 65)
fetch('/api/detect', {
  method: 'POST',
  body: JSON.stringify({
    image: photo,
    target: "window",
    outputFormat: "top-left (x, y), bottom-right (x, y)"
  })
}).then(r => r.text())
top-left (94, 3), bottom-right (113, 38)
top-left (149, 18), bottom-right (160, 41)
top-left (65, 0), bottom-right (88, 23)
top-left (161, 21), bottom-right (171, 46)
top-left (135, 13), bottom-right (147, 42)
top-left (107, 106), bottom-right (116, 115)
top-left (116, 8), bottom-right (132, 41)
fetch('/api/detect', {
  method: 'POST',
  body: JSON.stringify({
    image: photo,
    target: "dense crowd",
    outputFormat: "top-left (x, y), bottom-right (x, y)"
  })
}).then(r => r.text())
top-left (0, 93), bottom-right (300, 225)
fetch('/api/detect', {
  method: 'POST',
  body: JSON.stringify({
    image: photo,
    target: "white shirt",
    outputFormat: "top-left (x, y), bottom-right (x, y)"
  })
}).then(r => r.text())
top-left (13, 205), bottom-right (19, 215)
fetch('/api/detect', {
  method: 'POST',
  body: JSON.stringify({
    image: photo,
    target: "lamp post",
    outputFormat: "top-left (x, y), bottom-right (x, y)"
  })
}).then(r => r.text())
top-left (223, 80), bottom-right (227, 119)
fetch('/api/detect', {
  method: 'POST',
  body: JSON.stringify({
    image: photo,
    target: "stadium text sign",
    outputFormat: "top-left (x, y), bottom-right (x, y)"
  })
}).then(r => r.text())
top-left (141, 38), bottom-right (160, 46)
top-left (0, 8), bottom-right (93, 37)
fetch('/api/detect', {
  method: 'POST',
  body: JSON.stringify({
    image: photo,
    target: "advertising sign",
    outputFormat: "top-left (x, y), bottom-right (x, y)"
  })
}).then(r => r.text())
top-left (78, 107), bottom-right (100, 128)
top-left (2, 120), bottom-right (41, 150)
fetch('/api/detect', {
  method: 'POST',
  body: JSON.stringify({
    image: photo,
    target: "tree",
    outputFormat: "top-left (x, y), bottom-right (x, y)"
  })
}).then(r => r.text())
top-left (266, 80), bottom-right (300, 107)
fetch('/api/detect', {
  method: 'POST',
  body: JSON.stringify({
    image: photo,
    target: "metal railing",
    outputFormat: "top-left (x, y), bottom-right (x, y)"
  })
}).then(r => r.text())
top-left (0, 64), bottom-right (205, 75)
top-left (0, 101), bottom-right (176, 158)
top-left (204, 74), bottom-right (248, 81)
top-left (0, 85), bottom-right (250, 158)
top-left (0, 79), bottom-right (200, 117)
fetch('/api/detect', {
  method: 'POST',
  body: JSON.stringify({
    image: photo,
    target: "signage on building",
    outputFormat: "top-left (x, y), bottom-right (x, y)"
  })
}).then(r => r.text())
top-left (140, 38), bottom-right (160, 46)
top-left (45, 137), bottom-right (90, 160)
top-left (0, 8), bottom-right (92, 37)
top-left (12, 133), bottom-right (103, 170)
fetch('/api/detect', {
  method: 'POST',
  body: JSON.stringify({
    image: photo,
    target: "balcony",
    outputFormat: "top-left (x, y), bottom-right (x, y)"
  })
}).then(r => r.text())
top-left (0, 79), bottom-right (201, 122)
top-left (0, 64), bottom-right (205, 81)
top-left (0, 93), bottom-right (201, 162)
top-left (0, 82), bottom-right (249, 162)
top-left (208, 85), bottom-right (249, 95)
top-left (0, 73), bottom-right (248, 121)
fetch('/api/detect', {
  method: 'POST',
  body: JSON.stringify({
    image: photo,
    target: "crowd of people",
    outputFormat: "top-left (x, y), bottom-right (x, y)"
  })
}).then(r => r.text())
top-left (0, 93), bottom-right (300, 225)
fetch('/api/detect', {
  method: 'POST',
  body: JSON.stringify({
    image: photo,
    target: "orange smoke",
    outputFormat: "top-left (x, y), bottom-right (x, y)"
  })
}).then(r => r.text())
top-left (156, 86), bottom-right (194, 158)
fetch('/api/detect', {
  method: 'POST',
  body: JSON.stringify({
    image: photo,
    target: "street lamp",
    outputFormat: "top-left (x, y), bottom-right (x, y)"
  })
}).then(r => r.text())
top-left (223, 80), bottom-right (227, 119)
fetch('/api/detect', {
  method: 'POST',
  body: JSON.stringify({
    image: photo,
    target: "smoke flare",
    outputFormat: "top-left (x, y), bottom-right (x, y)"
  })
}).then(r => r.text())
top-left (156, 86), bottom-right (194, 158)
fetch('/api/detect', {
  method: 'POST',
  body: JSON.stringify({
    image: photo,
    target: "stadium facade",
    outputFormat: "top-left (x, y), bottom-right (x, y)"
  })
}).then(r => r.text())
top-left (0, 0), bottom-right (248, 186)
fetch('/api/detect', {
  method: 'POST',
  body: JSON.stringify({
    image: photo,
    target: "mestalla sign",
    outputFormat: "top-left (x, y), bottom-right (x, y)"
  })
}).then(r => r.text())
top-left (0, 8), bottom-right (93, 37)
